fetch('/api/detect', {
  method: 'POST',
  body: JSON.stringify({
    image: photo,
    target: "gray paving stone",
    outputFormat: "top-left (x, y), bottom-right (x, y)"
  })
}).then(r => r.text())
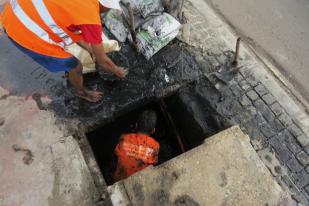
top-left (262, 93), bottom-right (276, 105)
top-left (253, 99), bottom-right (268, 111)
top-left (238, 80), bottom-right (251, 91)
top-left (245, 75), bottom-right (259, 87)
top-left (255, 112), bottom-right (267, 126)
top-left (281, 130), bottom-right (303, 154)
top-left (306, 166), bottom-right (309, 174)
top-left (296, 151), bottom-right (309, 166)
top-left (305, 185), bottom-right (309, 197)
top-left (269, 136), bottom-right (282, 150)
top-left (278, 113), bottom-right (293, 127)
top-left (287, 140), bottom-right (303, 155)
top-left (243, 124), bottom-right (263, 140)
top-left (246, 106), bottom-right (257, 116)
top-left (260, 124), bottom-right (276, 139)
top-left (222, 100), bottom-right (240, 117)
top-left (275, 143), bottom-right (293, 163)
top-left (239, 68), bottom-right (252, 78)
top-left (289, 124), bottom-right (303, 137)
top-left (261, 107), bottom-right (276, 122)
top-left (234, 73), bottom-right (244, 82)
top-left (220, 87), bottom-right (233, 98)
top-left (239, 95), bottom-right (251, 107)
top-left (246, 90), bottom-right (259, 101)
top-left (269, 119), bottom-right (285, 133)
top-left (231, 114), bottom-right (242, 125)
top-left (291, 170), bottom-right (309, 188)
top-left (280, 129), bottom-right (294, 142)
top-left (270, 102), bottom-right (284, 117)
top-left (229, 84), bottom-right (242, 97)
top-left (296, 134), bottom-right (309, 148)
top-left (282, 175), bottom-right (300, 195)
top-left (304, 147), bottom-right (309, 154)
top-left (287, 157), bottom-right (303, 173)
top-left (254, 84), bottom-right (268, 97)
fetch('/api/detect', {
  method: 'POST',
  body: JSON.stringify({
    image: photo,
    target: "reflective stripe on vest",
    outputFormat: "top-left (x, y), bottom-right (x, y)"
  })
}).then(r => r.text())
top-left (9, 0), bottom-right (72, 47)
top-left (31, 0), bottom-right (73, 45)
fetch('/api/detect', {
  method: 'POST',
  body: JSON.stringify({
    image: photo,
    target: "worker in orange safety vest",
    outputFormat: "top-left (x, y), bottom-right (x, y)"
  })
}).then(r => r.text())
top-left (114, 110), bottom-right (160, 181)
top-left (0, 0), bottom-right (127, 102)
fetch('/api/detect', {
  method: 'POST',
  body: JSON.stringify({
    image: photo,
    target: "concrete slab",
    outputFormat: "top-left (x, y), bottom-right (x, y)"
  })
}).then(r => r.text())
top-left (108, 126), bottom-right (291, 206)
top-left (0, 96), bottom-right (99, 206)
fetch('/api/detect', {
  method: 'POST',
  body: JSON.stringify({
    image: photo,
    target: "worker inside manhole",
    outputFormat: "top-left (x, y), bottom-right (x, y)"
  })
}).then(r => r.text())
top-left (113, 110), bottom-right (160, 182)
top-left (87, 101), bottom-right (183, 185)
top-left (87, 95), bottom-right (225, 185)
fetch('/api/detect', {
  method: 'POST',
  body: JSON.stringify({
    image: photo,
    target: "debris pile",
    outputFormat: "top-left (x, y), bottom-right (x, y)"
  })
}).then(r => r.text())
top-left (104, 0), bottom-right (181, 59)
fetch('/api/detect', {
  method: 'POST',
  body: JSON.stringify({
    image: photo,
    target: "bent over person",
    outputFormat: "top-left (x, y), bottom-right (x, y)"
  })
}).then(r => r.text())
top-left (0, 0), bottom-right (127, 102)
top-left (114, 110), bottom-right (160, 181)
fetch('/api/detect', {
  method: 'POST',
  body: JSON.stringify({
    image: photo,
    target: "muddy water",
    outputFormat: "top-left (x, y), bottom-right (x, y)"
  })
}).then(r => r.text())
top-left (0, 30), bottom-right (200, 127)
top-left (50, 42), bottom-right (200, 126)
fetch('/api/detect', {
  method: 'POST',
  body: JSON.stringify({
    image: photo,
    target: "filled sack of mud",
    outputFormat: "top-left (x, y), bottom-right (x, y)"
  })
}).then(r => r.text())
top-left (121, 0), bottom-right (164, 18)
top-left (136, 12), bottom-right (181, 60)
top-left (103, 9), bottom-right (129, 43)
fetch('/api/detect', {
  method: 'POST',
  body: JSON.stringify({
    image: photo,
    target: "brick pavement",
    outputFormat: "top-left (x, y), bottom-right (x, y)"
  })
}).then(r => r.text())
top-left (178, 1), bottom-right (309, 204)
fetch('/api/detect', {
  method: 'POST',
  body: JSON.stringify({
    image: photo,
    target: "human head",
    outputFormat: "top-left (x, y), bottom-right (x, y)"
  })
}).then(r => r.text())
top-left (136, 110), bottom-right (157, 135)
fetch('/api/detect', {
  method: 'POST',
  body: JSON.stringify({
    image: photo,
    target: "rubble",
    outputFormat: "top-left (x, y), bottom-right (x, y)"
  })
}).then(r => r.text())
top-left (104, 0), bottom-right (181, 59)
top-left (135, 13), bottom-right (181, 59)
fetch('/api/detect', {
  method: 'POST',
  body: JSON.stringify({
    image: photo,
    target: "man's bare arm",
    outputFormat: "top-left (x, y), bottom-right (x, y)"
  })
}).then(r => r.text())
top-left (77, 40), bottom-right (93, 54)
top-left (91, 43), bottom-right (127, 78)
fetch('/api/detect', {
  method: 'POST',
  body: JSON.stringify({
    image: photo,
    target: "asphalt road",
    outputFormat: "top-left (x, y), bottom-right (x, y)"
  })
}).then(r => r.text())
top-left (206, 0), bottom-right (309, 102)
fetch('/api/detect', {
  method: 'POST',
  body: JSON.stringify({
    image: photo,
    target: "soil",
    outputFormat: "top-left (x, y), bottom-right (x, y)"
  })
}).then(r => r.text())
top-left (49, 41), bottom-right (200, 130)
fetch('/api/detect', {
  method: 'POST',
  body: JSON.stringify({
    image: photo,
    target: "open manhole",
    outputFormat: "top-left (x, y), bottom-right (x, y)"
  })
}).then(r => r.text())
top-left (86, 92), bottom-right (227, 185)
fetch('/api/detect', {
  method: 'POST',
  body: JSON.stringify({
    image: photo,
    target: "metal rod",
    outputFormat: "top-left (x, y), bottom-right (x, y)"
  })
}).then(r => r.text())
top-left (126, 3), bottom-right (137, 45)
top-left (178, 0), bottom-right (185, 20)
top-left (159, 99), bottom-right (186, 153)
top-left (232, 37), bottom-right (241, 66)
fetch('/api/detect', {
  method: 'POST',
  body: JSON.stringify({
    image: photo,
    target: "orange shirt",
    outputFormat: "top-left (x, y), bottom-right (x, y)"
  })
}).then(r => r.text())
top-left (0, 0), bottom-right (101, 58)
top-left (114, 133), bottom-right (160, 181)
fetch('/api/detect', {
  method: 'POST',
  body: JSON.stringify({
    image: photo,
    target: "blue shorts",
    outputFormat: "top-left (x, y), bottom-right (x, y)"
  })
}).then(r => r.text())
top-left (9, 37), bottom-right (79, 73)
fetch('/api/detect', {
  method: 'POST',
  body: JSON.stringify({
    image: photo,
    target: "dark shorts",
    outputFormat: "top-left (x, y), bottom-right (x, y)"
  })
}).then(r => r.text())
top-left (9, 37), bottom-right (79, 73)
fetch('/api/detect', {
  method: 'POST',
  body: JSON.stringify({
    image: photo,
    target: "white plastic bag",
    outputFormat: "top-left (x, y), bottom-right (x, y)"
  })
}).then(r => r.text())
top-left (66, 33), bottom-right (121, 73)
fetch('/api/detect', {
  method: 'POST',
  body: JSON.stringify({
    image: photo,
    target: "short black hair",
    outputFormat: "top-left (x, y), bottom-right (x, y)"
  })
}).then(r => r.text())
top-left (137, 110), bottom-right (157, 134)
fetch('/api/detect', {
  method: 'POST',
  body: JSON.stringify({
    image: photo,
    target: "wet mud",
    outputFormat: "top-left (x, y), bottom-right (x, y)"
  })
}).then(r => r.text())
top-left (86, 101), bottom-right (183, 185)
top-left (50, 41), bottom-right (200, 128)
top-left (86, 90), bottom-right (227, 185)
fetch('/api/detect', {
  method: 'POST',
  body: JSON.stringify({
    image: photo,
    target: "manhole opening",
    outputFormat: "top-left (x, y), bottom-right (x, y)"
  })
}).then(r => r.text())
top-left (86, 93), bottom-right (225, 185)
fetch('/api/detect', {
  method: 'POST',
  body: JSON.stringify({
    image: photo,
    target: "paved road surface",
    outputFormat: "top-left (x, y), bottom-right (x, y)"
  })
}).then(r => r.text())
top-left (0, 2), bottom-right (65, 96)
top-left (206, 0), bottom-right (309, 102)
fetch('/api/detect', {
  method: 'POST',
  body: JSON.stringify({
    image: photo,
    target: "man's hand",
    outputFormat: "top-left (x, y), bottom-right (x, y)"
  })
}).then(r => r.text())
top-left (115, 67), bottom-right (128, 78)
top-left (91, 43), bottom-right (128, 78)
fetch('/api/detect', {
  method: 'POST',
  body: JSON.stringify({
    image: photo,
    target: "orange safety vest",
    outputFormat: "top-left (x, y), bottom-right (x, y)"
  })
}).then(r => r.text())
top-left (114, 133), bottom-right (160, 181)
top-left (0, 0), bottom-right (101, 58)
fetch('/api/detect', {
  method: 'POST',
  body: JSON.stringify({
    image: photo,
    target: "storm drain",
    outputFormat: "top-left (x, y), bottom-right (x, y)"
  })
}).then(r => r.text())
top-left (85, 92), bottom-right (227, 185)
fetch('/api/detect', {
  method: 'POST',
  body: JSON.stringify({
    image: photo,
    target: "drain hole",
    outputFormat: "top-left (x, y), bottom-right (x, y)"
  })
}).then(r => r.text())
top-left (86, 93), bottom-right (226, 185)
